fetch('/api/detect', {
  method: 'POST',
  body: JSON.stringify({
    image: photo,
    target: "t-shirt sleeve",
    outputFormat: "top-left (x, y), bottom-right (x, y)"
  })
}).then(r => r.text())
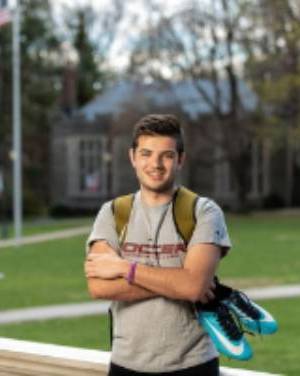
top-left (85, 201), bottom-right (119, 254)
top-left (187, 197), bottom-right (231, 256)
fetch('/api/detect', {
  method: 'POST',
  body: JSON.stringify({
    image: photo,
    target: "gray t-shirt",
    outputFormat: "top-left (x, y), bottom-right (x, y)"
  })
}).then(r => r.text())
top-left (87, 190), bottom-right (231, 372)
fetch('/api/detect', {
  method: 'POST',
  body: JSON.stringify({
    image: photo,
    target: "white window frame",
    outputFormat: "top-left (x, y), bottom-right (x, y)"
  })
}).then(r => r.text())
top-left (66, 135), bottom-right (108, 197)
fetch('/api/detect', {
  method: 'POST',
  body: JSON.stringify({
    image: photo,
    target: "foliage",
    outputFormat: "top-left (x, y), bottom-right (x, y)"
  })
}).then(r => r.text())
top-left (244, 0), bottom-right (300, 205)
top-left (0, 0), bottom-right (62, 214)
top-left (128, 0), bottom-right (264, 211)
top-left (66, 6), bottom-right (102, 106)
top-left (126, 0), bottom-right (300, 210)
top-left (0, 0), bottom-right (123, 215)
top-left (64, 0), bottom-right (124, 106)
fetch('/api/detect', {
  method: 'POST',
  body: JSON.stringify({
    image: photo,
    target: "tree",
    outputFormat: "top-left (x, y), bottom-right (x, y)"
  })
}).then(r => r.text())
top-left (65, 0), bottom-right (124, 106)
top-left (0, 0), bottom-right (61, 215)
top-left (244, 0), bottom-right (300, 206)
top-left (0, 9), bottom-right (12, 223)
top-left (128, 0), bottom-right (259, 210)
top-left (66, 6), bottom-right (100, 106)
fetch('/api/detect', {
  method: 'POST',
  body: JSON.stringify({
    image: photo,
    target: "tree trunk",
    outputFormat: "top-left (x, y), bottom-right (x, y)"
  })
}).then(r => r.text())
top-left (285, 127), bottom-right (294, 207)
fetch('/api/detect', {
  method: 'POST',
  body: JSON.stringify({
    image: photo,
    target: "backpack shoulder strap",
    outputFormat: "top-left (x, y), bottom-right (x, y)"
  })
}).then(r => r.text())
top-left (173, 186), bottom-right (199, 245)
top-left (112, 193), bottom-right (134, 240)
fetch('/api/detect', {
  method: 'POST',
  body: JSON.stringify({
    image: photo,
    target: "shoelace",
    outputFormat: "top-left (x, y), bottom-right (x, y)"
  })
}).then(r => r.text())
top-left (215, 303), bottom-right (244, 341)
top-left (230, 291), bottom-right (263, 334)
top-left (230, 291), bottom-right (260, 320)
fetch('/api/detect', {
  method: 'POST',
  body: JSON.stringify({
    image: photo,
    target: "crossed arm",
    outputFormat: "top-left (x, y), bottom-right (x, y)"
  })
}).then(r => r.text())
top-left (85, 241), bottom-right (156, 302)
top-left (85, 240), bottom-right (221, 303)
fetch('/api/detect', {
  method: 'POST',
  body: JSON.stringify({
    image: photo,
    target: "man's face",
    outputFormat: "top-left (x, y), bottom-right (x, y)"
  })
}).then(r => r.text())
top-left (129, 135), bottom-right (185, 194)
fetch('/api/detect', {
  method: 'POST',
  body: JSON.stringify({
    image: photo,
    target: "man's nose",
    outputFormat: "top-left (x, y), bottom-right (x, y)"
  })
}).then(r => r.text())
top-left (151, 155), bottom-right (163, 168)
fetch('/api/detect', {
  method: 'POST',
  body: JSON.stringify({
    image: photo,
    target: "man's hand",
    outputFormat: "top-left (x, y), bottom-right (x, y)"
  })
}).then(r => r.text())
top-left (198, 278), bottom-right (216, 304)
top-left (85, 252), bottom-right (129, 280)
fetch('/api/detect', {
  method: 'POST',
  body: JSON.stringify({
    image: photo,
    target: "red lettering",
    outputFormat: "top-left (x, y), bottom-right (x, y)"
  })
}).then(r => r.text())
top-left (121, 242), bottom-right (186, 259)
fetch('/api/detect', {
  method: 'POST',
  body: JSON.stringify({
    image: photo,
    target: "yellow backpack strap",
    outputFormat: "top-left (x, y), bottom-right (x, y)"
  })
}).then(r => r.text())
top-left (173, 186), bottom-right (199, 245)
top-left (112, 193), bottom-right (134, 242)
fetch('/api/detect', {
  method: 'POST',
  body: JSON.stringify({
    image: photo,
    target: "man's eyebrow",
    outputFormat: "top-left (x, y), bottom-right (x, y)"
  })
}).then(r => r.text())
top-left (138, 148), bottom-right (176, 154)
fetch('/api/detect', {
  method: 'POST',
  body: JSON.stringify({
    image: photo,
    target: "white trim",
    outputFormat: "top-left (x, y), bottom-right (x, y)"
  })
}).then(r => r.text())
top-left (0, 338), bottom-right (110, 365)
top-left (0, 338), bottom-right (283, 376)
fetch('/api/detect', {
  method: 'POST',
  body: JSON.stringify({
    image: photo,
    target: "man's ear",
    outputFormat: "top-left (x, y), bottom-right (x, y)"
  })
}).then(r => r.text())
top-left (178, 152), bottom-right (186, 169)
top-left (129, 148), bottom-right (136, 168)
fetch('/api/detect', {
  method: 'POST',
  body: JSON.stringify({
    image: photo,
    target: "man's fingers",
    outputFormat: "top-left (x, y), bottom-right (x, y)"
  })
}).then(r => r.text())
top-left (87, 253), bottom-right (101, 261)
top-left (85, 265), bottom-right (96, 278)
top-left (206, 289), bottom-right (215, 300)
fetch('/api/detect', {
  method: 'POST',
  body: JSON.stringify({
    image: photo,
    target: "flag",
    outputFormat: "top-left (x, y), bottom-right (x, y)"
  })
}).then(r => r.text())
top-left (0, 0), bottom-right (11, 28)
top-left (85, 173), bottom-right (100, 192)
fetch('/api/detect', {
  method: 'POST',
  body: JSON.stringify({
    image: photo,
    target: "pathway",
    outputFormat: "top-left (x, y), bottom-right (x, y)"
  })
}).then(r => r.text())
top-left (1, 284), bottom-right (300, 325)
top-left (0, 226), bottom-right (90, 249)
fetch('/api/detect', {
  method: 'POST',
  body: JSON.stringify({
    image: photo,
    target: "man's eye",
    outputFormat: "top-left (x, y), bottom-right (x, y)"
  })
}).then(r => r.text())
top-left (165, 153), bottom-right (175, 159)
top-left (140, 151), bottom-right (150, 157)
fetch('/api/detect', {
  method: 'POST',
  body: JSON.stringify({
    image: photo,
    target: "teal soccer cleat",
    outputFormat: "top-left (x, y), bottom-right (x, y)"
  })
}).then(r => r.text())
top-left (223, 290), bottom-right (278, 335)
top-left (196, 302), bottom-right (253, 361)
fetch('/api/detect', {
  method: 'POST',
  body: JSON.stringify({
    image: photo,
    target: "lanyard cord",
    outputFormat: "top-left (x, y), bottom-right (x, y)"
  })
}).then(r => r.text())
top-left (142, 202), bottom-right (170, 267)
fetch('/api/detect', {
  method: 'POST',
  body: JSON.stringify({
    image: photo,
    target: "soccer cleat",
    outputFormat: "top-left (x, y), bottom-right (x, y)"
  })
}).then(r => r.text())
top-left (223, 290), bottom-right (278, 335)
top-left (196, 301), bottom-right (253, 361)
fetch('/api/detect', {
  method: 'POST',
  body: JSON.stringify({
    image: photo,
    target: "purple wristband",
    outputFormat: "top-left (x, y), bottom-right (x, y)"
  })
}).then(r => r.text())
top-left (126, 262), bottom-right (137, 284)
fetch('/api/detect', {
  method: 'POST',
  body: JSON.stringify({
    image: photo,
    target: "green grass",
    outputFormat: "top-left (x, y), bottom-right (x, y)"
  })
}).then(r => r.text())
top-left (0, 315), bottom-right (111, 351)
top-left (0, 298), bottom-right (299, 375)
top-left (0, 235), bottom-right (90, 309)
top-left (0, 212), bottom-right (299, 310)
top-left (0, 216), bottom-right (92, 238)
top-left (219, 213), bottom-right (300, 287)
top-left (0, 212), bottom-right (300, 375)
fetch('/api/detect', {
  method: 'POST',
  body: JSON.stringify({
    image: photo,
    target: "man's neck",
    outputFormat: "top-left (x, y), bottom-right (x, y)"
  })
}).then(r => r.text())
top-left (140, 186), bottom-right (177, 207)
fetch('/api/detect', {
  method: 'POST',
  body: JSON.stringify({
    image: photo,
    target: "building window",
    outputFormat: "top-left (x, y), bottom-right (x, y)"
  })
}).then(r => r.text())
top-left (79, 139), bottom-right (101, 193)
top-left (78, 137), bottom-right (107, 195)
top-left (66, 136), bottom-right (107, 197)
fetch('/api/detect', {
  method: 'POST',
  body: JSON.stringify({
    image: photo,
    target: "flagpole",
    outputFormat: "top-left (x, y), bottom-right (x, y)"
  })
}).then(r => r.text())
top-left (12, 0), bottom-right (22, 243)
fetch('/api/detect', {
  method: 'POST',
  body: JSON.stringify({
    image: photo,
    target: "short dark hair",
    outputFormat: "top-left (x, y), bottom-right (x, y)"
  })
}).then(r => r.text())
top-left (131, 114), bottom-right (185, 154)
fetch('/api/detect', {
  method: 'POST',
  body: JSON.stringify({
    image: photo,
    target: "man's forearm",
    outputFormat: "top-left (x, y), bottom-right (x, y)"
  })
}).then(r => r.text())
top-left (87, 241), bottom-right (156, 302)
top-left (87, 276), bottom-right (157, 302)
top-left (118, 245), bottom-right (221, 303)
top-left (120, 264), bottom-right (204, 302)
top-left (86, 242), bottom-right (220, 303)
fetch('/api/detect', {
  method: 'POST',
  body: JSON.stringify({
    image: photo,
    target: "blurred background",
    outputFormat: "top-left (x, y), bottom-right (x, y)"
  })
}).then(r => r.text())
top-left (0, 0), bottom-right (300, 375)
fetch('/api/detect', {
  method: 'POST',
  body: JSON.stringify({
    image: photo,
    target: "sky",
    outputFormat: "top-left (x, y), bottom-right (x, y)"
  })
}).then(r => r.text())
top-left (3, 0), bottom-right (189, 71)
top-left (52, 0), bottom-right (139, 70)
top-left (52, 0), bottom-right (187, 71)
top-left (51, 0), bottom-right (246, 75)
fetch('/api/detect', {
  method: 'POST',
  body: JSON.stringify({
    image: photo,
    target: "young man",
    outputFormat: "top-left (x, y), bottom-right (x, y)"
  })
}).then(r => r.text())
top-left (85, 114), bottom-right (231, 375)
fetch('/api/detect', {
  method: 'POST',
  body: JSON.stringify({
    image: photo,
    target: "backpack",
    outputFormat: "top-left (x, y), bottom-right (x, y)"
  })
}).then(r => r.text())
top-left (112, 186), bottom-right (199, 245)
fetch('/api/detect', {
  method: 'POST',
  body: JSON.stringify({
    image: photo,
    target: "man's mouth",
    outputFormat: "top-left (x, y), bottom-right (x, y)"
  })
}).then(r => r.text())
top-left (146, 171), bottom-right (165, 180)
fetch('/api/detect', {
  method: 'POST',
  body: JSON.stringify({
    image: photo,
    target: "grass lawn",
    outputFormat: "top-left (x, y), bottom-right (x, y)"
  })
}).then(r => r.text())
top-left (0, 235), bottom-right (90, 309)
top-left (0, 297), bottom-right (299, 375)
top-left (219, 212), bottom-right (300, 288)
top-left (1, 212), bottom-right (299, 310)
top-left (0, 212), bottom-right (300, 375)
top-left (0, 315), bottom-right (110, 351)
top-left (0, 216), bottom-right (92, 239)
